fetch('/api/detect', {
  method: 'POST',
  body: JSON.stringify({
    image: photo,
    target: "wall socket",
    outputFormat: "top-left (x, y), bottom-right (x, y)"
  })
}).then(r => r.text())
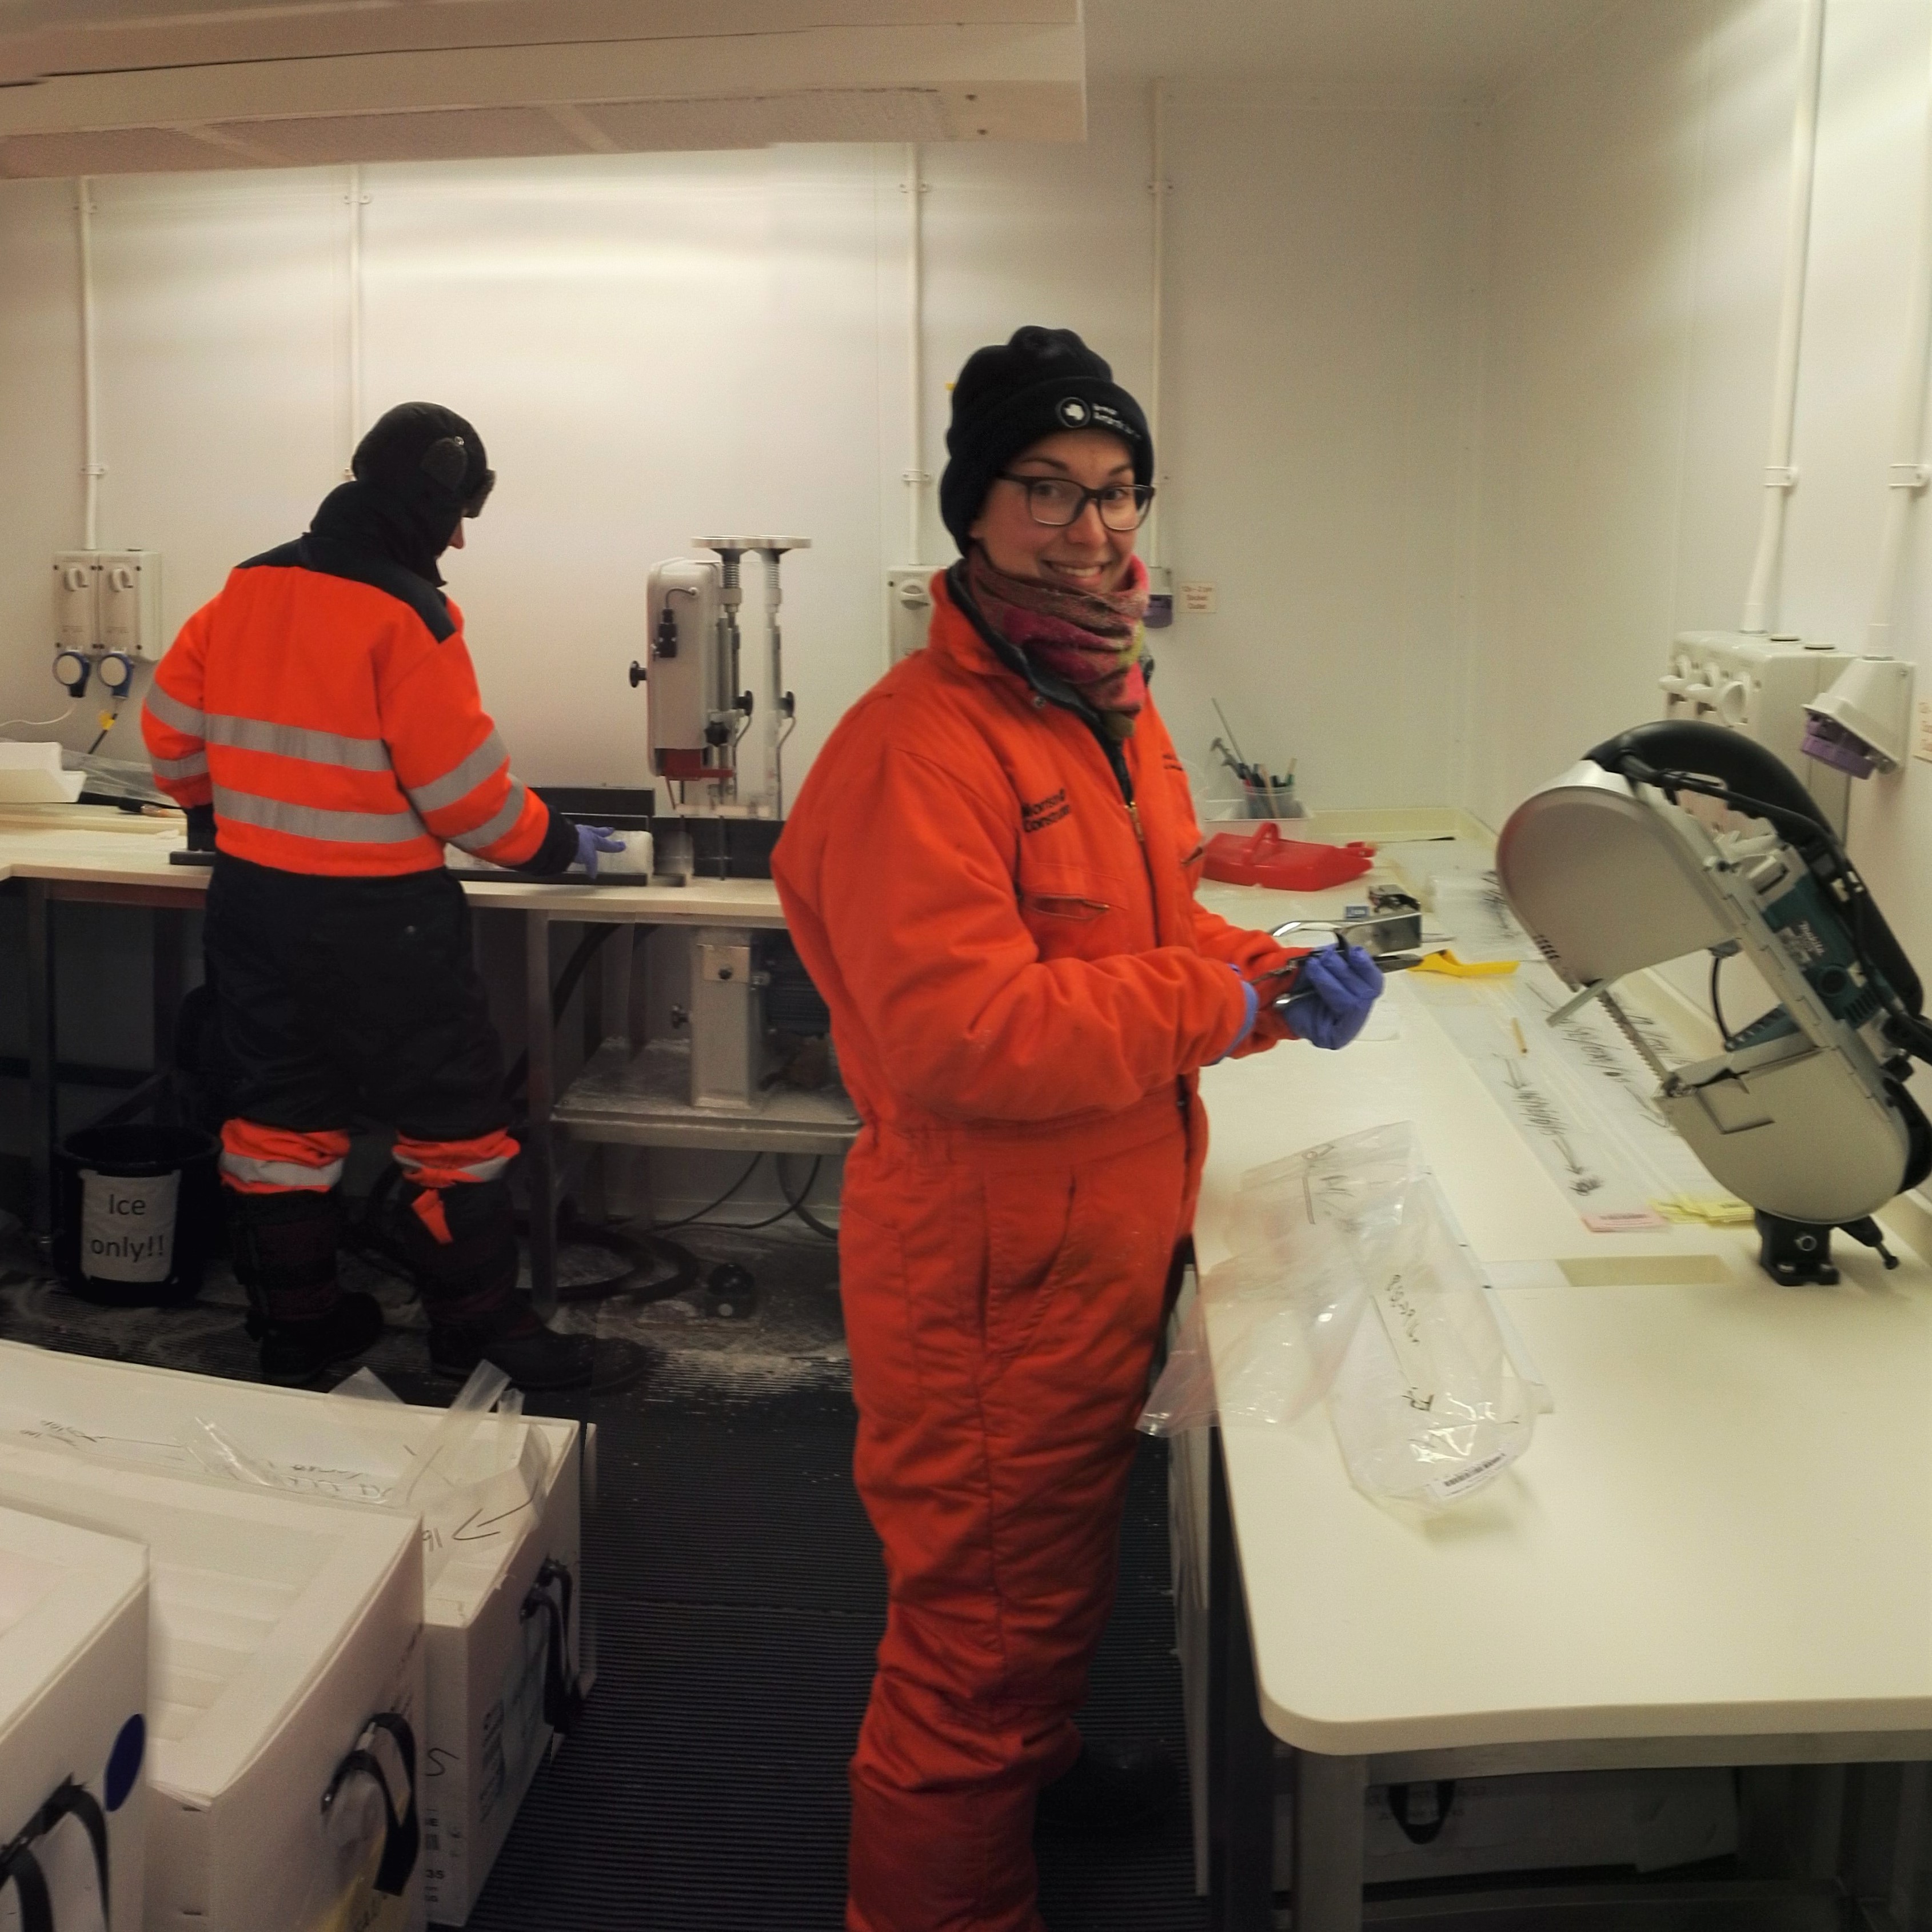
top-left (886, 566), bottom-right (934, 661)
top-left (50, 549), bottom-right (164, 660)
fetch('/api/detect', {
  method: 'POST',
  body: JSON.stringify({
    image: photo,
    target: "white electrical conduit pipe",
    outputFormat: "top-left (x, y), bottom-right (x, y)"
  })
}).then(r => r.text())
top-left (904, 143), bottom-right (928, 563)
top-left (77, 177), bottom-right (101, 550)
top-left (1144, 79), bottom-right (1168, 569)
top-left (345, 164), bottom-right (366, 477)
top-left (1741, 0), bottom-right (1827, 636)
top-left (1867, 19), bottom-right (1932, 654)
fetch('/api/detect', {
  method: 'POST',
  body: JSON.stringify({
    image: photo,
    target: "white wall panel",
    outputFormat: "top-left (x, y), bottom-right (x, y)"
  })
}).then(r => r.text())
top-left (1476, 0), bottom-right (1932, 974)
top-left (0, 179), bottom-right (90, 732)
top-left (1155, 93), bottom-right (1483, 811)
top-left (0, 81), bottom-right (1482, 819)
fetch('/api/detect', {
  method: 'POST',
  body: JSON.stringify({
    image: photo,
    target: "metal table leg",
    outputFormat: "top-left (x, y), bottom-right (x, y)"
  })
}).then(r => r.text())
top-left (1208, 1427), bottom-right (1278, 1930)
top-left (524, 908), bottom-right (559, 1315)
top-left (1292, 1749), bottom-right (1367, 1932)
top-left (151, 905), bottom-right (186, 1125)
top-left (24, 882), bottom-right (55, 1233)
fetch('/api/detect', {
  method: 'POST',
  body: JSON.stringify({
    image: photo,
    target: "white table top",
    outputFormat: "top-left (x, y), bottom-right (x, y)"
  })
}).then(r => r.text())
top-left (1197, 965), bottom-right (1932, 1758)
top-left (0, 807), bottom-right (786, 924)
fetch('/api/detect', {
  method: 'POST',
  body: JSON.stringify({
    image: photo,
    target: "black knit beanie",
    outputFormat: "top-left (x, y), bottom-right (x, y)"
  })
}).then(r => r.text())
top-left (939, 326), bottom-right (1152, 552)
top-left (352, 402), bottom-right (494, 529)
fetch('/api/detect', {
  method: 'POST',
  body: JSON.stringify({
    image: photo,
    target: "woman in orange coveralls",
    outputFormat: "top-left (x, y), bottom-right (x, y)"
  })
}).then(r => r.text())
top-left (773, 326), bottom-right (1382, 1932)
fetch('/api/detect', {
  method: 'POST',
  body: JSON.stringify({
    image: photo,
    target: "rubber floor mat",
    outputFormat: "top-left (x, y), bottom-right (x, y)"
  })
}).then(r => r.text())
top-left (468, 1378), bottom-right (1208, 1931)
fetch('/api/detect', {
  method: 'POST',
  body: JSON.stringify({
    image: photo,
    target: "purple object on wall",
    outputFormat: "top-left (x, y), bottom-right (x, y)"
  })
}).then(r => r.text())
top-left (1801, 712), bottom-right (1878, 779)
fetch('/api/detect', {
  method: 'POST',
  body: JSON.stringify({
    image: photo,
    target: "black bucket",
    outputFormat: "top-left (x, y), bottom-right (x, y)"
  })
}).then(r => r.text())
top-left (53, 1123), bottom-right (222, 1307)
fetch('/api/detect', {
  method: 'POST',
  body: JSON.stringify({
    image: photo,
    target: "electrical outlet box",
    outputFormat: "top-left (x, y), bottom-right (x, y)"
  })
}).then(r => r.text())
top-left (51, 553), bottom-right (98, 652)
top-left (97, 550), bottom-right (162, 660)
top-left (1660, 630), bottom-right (1856, 831)
top-left (886, 566), bottom-right (933, 661)
top-left (51, 550), bottom-right (164, 661)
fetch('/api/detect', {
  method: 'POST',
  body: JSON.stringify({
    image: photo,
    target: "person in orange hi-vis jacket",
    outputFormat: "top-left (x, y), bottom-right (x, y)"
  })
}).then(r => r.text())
top-left (772, 328), bottom-right (1384, 1932)
top-left (142, 401), bottom-right (644, 1394)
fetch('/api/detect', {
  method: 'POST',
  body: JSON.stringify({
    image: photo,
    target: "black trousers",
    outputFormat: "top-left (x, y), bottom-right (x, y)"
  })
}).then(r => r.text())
top-left (203, 855), bottom-right (509, 1142)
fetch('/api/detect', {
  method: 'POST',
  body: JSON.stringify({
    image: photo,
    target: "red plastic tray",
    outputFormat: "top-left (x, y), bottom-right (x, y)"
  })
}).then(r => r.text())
top-left (1201, 823), bottom-right (1375, 891)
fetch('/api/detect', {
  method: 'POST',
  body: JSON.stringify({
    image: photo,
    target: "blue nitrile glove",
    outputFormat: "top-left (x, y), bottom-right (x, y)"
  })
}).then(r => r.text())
top-left (574, 824), bottom-right (625, 879)
top-left (1279, 942), bottom-right (1383, 1051)
top-left (1208, 967), bottom-right (1260, 1065)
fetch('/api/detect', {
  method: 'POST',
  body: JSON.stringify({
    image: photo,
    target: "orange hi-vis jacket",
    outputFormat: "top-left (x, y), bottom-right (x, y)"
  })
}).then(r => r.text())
top-left (142, 540), bottom-right (552, 877)
top-left (773, 569), bottom-right (1296, 1140)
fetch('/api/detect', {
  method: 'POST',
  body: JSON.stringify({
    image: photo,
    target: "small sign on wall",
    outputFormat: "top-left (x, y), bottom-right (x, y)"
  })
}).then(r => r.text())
top-left (1180, 582), bottom-right (1218, 614)
top-left (1915, 697), bottom-right (1932, 764)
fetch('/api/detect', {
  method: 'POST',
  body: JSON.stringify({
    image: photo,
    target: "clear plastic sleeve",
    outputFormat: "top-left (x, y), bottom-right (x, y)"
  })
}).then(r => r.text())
top-left (1139, 1123), bottom-right (1544, 1510)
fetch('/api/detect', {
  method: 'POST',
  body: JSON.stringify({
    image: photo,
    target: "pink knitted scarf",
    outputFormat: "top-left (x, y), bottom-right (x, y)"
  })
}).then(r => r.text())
top-left (967, 548), bottom-right (1150, 740)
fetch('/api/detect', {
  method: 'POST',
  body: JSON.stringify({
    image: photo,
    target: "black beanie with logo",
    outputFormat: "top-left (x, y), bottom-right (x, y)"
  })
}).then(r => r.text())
top-left (938, 326), bottom-right (1152, 553)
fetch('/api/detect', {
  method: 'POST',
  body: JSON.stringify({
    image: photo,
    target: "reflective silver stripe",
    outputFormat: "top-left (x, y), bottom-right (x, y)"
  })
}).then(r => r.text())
top-left (143, 684), bottom-right (205, 736)
top-left (449, 780), bottom-right (529, 855)
top-left (213, 784), bottom-right (428, 846)
top-left (220, 1151), bottom-right (345, 1189)
top-left (408, 732), bottom-right (508, 816)
top-left (149, 751), bottom-right (209, 781)
top-left (394, 1151), bottom-right (514, 1183)
top-left (205, 713), bottom-right (391, 772)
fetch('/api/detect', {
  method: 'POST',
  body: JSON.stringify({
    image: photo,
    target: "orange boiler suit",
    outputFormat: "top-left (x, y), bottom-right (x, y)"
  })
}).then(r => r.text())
top-left (772, 570), bottom-right (1296, 1932)
top-left (141, 539), bottom-right (574, 1212)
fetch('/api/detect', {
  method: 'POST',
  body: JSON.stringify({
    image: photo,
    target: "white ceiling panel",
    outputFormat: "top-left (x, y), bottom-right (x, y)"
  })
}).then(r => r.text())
top-left (1086, 0), bottom-right (1612, 97)
top-left (0, 5), bottom-right (1084, 174)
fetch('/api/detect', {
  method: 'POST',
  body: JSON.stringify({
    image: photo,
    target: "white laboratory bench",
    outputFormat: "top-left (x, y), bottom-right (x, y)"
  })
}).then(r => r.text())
top-left (0, 806), bottom-right (856, 1303)
top-left (1187, 951), bottom-right (1932, 1930)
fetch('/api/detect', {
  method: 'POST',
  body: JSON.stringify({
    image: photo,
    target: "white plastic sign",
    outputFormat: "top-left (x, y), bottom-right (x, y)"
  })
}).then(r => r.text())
top-left (79, 1168), bottom-right (177, 1282)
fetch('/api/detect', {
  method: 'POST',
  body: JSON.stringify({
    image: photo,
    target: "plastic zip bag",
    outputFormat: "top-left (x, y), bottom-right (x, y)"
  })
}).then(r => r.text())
top-left (1140, 1123), bottom-right (1420, 1438)
top-left (1139, 1123), bottom-right (1547, 1510)
top-left (1328, 1168), bottom-right (1540, 1506)
top-left (1137, 1214), bottom-right (1370, 1436)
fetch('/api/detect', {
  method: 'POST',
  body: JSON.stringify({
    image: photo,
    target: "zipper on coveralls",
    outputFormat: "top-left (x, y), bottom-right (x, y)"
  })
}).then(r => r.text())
top-left (954, 568), bottom-right (1193, 1159)
top-left (1101, 736), bottom-right (1192, 1160)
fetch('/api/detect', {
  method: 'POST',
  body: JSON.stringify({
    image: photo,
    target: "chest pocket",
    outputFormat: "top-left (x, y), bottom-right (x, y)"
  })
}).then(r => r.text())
top-left (1017, 861), bottom-right (1131, 960)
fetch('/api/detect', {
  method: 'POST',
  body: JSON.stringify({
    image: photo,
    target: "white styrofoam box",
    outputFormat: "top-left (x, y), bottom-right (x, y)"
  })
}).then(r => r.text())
top-left (1661, 632), bottom-right (1856, 831)
top-left (0, 1342), bottom-right (585, 1928)
top-left (0, 1438), bottom-right (425, 1932)
top-left (0, 1505), bottom-right (147, 1932)
top-left (0, 741), bottom-right (85, 806)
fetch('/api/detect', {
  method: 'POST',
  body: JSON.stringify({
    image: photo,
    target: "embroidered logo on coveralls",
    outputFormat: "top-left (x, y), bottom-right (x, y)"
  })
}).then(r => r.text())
top-left (1021, 789), bottom-right (1071, 833)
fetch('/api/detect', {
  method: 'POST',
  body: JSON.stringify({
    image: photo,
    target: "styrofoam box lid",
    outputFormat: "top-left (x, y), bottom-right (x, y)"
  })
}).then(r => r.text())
top-left (0, 1502), bottom-right (146, 1741)
top-left (0, 1439), bottom-right (417, 1803)
top-left (0, 1339), bottom-right (576, 1623)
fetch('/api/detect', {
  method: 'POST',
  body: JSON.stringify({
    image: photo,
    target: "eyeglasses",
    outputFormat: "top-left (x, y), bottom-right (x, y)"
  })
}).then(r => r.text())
top-left (995, 473), bottom-right (1155, 532)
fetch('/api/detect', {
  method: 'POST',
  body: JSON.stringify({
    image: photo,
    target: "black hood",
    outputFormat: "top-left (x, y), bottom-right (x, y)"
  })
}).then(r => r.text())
top-left (307, 401), bottom-right (494, 586)
top-left (306, 479), bottom-right (454, 591)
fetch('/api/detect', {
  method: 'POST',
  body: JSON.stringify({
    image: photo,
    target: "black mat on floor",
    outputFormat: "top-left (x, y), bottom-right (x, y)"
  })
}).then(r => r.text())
top-left (0, 1224), bottom-right (1207, 1931)
top-left (468, 1382), bottom-right (1207, 1932)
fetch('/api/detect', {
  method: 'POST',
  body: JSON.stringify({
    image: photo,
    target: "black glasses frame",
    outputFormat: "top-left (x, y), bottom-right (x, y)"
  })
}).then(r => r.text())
top-left (995, 473), bottom-right (1156, 532)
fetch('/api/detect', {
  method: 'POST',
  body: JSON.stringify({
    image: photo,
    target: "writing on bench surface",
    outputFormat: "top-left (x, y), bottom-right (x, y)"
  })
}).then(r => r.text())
top-left (80, 1167), bottom-right (179, 1283)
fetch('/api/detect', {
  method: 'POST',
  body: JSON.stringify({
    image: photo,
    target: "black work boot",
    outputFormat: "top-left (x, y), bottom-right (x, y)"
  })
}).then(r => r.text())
top-left (1036, 1741), bottom-right (1180, 1838)
top-left (407, 1179), bottom-right (648, 1395)
top-left (229, 1189), bottom-right (384, 1387)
